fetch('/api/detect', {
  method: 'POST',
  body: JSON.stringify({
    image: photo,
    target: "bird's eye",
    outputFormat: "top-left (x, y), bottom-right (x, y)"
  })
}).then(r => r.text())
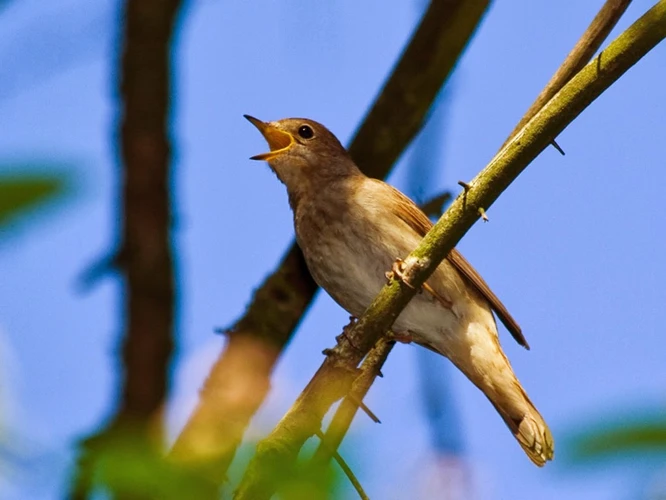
top-left (298, 125), bottom-right (314, 139)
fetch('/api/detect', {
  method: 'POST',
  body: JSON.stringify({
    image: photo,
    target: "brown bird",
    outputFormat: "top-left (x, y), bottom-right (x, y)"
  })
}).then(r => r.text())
top-left (245, 115), bottom-right (554, 466)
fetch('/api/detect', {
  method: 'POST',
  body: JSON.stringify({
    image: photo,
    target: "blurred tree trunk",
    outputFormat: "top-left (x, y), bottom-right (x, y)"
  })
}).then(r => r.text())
top-left (70, 0), bottom-right (183, 497)
top-left (116, 0), bottom-right (182, 430)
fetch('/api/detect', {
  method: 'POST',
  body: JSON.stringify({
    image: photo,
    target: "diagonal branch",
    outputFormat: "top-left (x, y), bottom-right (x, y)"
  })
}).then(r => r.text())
top-left (169, 0), bottom-right (491, 475)
top-left (234, 4), bottom-right (666, 498)
top-left (306, 0), bottom-right (636, 475)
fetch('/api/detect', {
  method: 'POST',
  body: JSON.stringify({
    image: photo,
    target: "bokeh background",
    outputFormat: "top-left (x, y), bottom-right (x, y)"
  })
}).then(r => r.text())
top-left (1, 0), bottom-right (665, 498)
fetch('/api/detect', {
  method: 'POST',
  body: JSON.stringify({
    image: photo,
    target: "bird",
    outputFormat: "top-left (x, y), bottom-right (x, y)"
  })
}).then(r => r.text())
top-left (244, 115), bottom-right (554, 466)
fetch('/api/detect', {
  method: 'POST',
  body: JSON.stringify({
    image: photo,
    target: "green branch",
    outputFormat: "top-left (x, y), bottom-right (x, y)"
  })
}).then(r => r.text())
top-left (234, 3), bottom-right (666, 498)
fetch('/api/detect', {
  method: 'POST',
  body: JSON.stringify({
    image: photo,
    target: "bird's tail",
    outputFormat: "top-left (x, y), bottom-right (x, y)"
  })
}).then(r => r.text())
top-left (488, 384), bottom-right (554, 466)
top-left (428, 324), bottom-right (554, 466)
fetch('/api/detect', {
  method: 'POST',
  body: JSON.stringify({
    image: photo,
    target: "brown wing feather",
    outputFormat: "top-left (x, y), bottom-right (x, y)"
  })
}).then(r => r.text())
top-left (446, 248), bottom-right (528, 349)
top-left (375, 180), bottom-right (529, 349)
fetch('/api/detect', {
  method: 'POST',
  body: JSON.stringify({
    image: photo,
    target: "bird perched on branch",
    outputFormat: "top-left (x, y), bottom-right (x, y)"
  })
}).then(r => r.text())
top-left (245, 115), bottom-right (554, 466)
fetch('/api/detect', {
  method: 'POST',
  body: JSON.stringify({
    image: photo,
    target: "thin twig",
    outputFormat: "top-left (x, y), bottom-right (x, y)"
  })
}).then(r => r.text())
top-left (234, 5), bottom-right (666, 498)
top-left (349, 397), bottom-right (382, 424)
top-left (314, 430), bottom-right (370, 500)
top-left (170, 0), bottom-right (491, 477)
top-left (503, 0), bottom-right (633, 148)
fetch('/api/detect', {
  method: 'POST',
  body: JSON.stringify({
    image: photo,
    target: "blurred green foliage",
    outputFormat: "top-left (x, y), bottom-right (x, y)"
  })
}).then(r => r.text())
top-left (0, 170), bottom-right (72, 237)
top-left (221, 439), bottom-right (350, 499)
top-left (73, 430), bottom-right (218, 500)
top-left (565, 408), bottom-right (666, 464)
top-left (73, 433), bottom-right (350, 499)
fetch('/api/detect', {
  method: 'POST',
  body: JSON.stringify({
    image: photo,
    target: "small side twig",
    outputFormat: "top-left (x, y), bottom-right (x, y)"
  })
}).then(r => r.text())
top-left (347, 395), bottom-right (382, 424)
top-left (551, 139), bottom-right (566, 156)
top-left (457, 180), bottom-right (471, 191)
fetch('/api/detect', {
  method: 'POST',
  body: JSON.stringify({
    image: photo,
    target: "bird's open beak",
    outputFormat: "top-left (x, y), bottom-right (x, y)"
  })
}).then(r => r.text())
top-left (244, 115), bottom-right (294, 161)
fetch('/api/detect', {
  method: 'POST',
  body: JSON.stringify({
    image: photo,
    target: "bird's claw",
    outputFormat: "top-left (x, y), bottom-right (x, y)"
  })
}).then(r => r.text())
top-left (385, 258), bottom-right (419, 291)
top-left (387, 330), bottom-right (414, 344)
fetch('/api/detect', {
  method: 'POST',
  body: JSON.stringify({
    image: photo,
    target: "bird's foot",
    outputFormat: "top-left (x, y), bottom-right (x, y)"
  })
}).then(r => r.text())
top-left (385, 258), bottom-right (419, 291)
top-left (386, 330), bottom-right (414, 344)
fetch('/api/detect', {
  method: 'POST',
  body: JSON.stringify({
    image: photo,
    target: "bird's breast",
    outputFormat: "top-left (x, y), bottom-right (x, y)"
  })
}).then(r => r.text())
top-left (297, 223), bottom-right (387, 317)
top-left (295, 200), bottom-right (395, 318)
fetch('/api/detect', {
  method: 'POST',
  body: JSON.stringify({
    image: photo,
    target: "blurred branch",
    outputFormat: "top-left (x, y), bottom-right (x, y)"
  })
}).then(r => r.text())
top-left (116, 0), bottom-right (182, 434)
top-left (502, 0), bottom-right (632, 147)
top-left (347, 0), bottom-right (490, 177)
top-left (420, 191), bottom-right (453, 219)
top-left (69, 0), bottom-right (183, 497)
top-left (234, 4), bottom-right (666, 497)
top-left (169, 0), bottom-right (491, 477)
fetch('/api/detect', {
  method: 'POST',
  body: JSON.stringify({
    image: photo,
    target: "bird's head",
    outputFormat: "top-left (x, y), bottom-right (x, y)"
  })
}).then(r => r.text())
top-left (244, 115), bottom-right (358, 195)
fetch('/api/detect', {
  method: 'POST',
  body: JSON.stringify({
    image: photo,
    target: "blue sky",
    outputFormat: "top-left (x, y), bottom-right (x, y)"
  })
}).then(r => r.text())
top-left (1, 1), bottom-right (665, 498)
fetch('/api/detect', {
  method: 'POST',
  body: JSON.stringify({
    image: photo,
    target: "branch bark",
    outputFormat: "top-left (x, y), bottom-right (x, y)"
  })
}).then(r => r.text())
top-left (234, 3), bottom-right (666, 498)
top-left (170, 0), bottom-right (491, 475)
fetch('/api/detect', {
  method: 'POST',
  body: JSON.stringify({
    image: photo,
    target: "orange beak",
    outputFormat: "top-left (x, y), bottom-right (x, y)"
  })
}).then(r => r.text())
top-left (244, 115), bottom-right (294, 161)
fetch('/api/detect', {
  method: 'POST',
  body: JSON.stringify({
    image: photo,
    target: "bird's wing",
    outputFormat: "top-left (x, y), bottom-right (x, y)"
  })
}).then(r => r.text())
top-left (446, 248), bottom-right (528, 349)
top-left (375, 179), bottom-right (529, 349)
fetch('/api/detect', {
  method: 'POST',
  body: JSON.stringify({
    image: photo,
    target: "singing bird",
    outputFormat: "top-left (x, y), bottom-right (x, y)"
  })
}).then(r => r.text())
top-left (245, 115), bottom-right (554, 466)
